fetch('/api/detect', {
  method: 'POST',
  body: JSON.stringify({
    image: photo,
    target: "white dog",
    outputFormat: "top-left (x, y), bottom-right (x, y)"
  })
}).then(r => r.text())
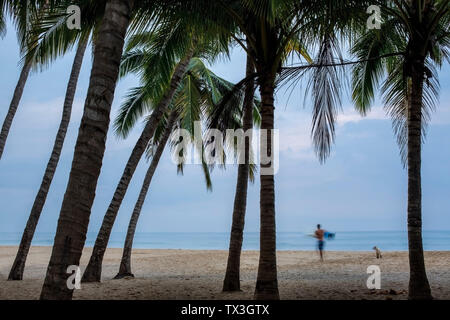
top-left (373, 246), bottom-right (382, 259)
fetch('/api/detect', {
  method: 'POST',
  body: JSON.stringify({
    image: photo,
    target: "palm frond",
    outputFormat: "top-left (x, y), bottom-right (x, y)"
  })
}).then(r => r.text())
top-left (306, 36), bottom-right (344, 163)
top-left (351, 18), bottom-right (406, 114)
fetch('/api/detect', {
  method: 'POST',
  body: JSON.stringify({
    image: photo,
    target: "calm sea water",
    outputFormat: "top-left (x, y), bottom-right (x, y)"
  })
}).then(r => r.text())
top-left (0, 231), bottom-right (449, 251)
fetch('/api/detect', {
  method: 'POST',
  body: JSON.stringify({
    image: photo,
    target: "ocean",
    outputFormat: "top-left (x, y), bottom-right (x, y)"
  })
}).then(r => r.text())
top-left (0, 230), bottom-right (449, 251)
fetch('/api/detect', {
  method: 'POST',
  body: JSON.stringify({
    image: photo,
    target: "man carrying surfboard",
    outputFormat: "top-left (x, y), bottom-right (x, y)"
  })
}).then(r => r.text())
top-left (315, 224), bottom-right (325, 262)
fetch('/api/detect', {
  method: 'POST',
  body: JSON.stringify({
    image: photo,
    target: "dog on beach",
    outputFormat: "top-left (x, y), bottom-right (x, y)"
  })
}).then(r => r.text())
top-left (373, 246), bottom-right (382, 259)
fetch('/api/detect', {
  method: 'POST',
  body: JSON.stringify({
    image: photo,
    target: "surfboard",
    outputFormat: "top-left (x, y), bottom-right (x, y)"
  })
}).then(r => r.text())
top-left (324, 232), bottom-right (336, 240)
top-left (307, 232), bottom-right (336, 239)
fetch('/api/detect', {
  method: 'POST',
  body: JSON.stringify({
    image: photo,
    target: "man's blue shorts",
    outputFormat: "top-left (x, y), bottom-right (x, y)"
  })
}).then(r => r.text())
top-left (318, 240), bottom-right (325, 251)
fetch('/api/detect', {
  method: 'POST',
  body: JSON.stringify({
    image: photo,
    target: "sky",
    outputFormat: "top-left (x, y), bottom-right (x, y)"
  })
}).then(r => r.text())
top-left (0, 20), bottom-right (449, 237)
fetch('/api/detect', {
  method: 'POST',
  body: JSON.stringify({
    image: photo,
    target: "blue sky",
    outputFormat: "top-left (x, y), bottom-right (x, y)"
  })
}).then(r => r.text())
top-left (0, 20), bottom-right (449, 236)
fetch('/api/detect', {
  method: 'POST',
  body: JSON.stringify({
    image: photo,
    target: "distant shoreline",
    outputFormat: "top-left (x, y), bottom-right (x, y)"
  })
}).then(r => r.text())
top-left (1, 230), bottom-right (449, 251)
top-left (1, 245), bottom-right (449, 252)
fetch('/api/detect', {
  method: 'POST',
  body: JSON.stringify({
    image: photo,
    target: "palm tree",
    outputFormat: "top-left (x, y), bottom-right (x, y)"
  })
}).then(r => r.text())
top-left (0, 62), bottom-right (32, 158)
top-left (209, 1), bottom-right (297, 299)
top-left (219, 39), bottom-right (317, 292)
top-left (203, 0), bottom-right (354, 299)
top-left (39, 0), bottom-right (193, 299)
top-left (81, 17), bottom-right (231, 282)
top-left (39, 0), bottom-right (136, 300)
top-left (113, 110), bottom-right (178, 278)
top-left (8, 35), bottom-right (88, 280)
top-left (191, 0), bottom-right (374, 299)
top-left (81, 48), bottom-right (196, 283)
top-left (222, 53), bottom-right (256, 291)
top-left (40, 0), bottom-right (202, 299)
top-left (8, 0), bottom-right (105, 281)
top-left (351, 0), bottom-right (449, 300)
top-left (0, 0), bottom-right (44, 159)
top-left (112, 56), bottom-right (241, 278)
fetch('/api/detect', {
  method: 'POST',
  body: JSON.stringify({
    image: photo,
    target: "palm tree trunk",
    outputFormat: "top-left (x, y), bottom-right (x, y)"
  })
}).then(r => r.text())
top-left (82, 49), bottom-right (195, 283)
top-left (0, 58), bottom-right (32, 159)
top-left (8, 37), bottom-right (88, 281)
top-left (223, 55), bottom-right (255, 291)
top-left (254, 75), bottom-right (279, 300)
top-left (39, 0), bottom-right (134, 300)
top-left (407, 58), bottom-right (432, 300)
top-left (114, 110), bottom-right (177, 279)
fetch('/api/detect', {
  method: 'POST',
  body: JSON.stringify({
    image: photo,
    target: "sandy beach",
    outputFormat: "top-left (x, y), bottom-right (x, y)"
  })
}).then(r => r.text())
top-left (0, 246), bottom-right (449, 300)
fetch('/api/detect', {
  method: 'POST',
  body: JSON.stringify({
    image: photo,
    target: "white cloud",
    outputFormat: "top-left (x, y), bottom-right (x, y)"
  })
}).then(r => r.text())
top-left (15, 97), bottom-right (84, 129)
top-left (275, 106), bottom-right (389, 160)
top-left (337, 103), bottom-right (450, 127)
top-left (273, 105), bottom-right (392, 161)
top-left (275, 110), bottom-right (314, 160)
top-left (2, 97), bottom-right (84, 159)
top-left (337, 106), bottom-right (388, 126)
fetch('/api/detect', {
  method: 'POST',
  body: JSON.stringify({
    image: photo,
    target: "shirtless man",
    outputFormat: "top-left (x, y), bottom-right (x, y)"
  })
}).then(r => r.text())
top-left (315, 224), bottom-right (325, 262)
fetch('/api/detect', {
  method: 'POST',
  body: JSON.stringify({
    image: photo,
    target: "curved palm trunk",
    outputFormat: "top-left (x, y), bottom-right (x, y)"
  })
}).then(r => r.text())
top-left (82, 49), bottom-right (194, 283)
top-left (407, 58), bottom-right (432, 300)
top-left (40, 0), bottom-right (134, 300)
top-left (0, 58), bottom-right (32, 159)
top-left (114, 110), bottom-right (177, 279)
top-left (8, 37), bottom-right (88, 281)
top-left (254, 75), bottom-right (279, 300)
top-left (223, 55), bottom-right (255, 291)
